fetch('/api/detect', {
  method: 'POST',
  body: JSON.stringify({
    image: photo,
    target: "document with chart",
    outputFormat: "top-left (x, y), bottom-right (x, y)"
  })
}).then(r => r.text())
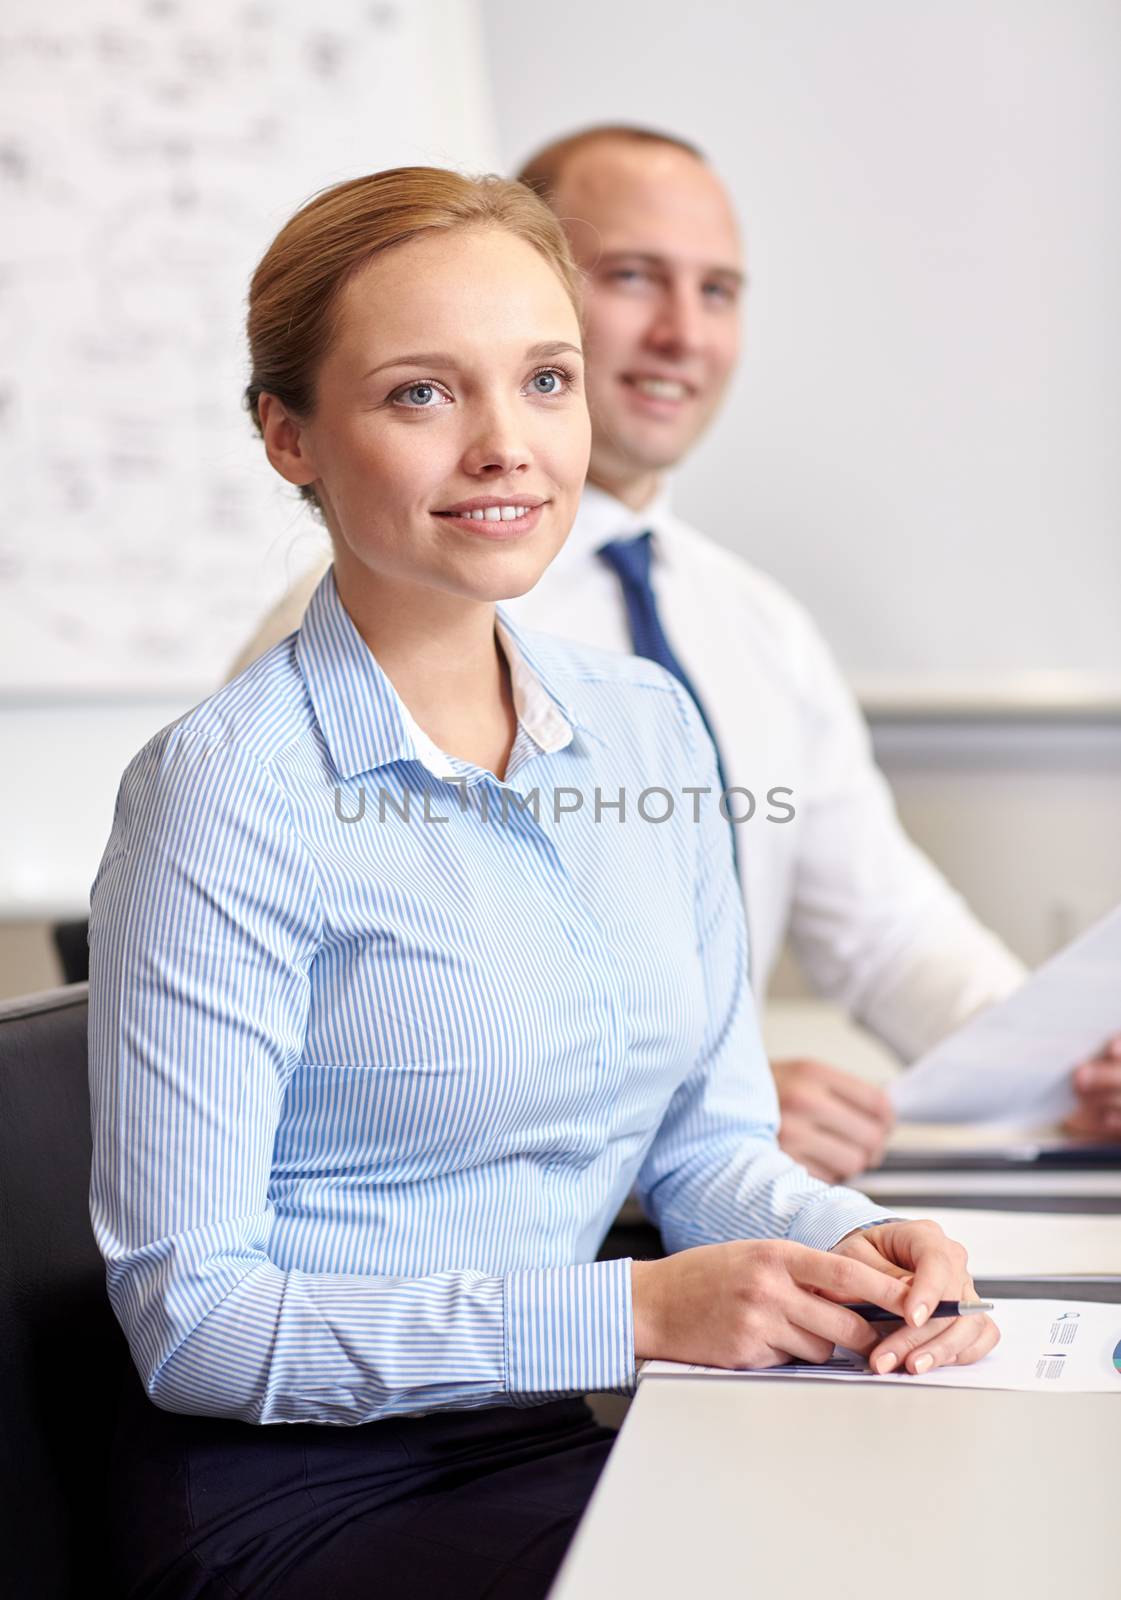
top-left (640, 1300), bottom-right (1121, 1393)
top-left (889, 903), bottom-right (1121, 1125)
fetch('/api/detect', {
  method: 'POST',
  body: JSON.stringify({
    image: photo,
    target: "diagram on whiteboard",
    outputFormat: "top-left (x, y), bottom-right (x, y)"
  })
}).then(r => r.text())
top-left (0, 0), bottom-right (492, 694)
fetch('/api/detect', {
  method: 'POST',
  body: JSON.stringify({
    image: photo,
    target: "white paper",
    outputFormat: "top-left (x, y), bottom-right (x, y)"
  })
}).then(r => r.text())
top-left (891, 1207), bottom-right (1121, 1278)
top-left (640, 1299), bottom-right (1121, 1393)
top-left (891, 903), bottom-right (1121, 1124)
top-left (887, 1120), bottom-right (1060, 1150)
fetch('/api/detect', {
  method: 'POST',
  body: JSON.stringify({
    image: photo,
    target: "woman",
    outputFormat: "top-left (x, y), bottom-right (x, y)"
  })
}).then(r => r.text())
top-left (89, 168), bottom-right (997, 1598)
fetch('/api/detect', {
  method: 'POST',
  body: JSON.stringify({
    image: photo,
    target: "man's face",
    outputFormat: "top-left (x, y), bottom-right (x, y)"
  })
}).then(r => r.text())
top-left (550, 141), bottom-right (745, 505)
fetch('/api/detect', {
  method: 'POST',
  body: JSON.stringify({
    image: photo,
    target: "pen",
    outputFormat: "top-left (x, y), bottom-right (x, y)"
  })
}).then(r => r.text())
top-left (842, 1299), bottom-right (993, 1323)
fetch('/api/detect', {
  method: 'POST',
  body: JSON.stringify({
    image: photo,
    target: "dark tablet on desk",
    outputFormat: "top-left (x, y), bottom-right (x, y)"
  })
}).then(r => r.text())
top-left (875, 1142), bottom-right (1121, 1173)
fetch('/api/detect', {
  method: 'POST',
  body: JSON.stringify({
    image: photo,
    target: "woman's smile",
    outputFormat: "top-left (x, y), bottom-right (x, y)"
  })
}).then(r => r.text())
top-left (432, 495), bottom-right (547, 540)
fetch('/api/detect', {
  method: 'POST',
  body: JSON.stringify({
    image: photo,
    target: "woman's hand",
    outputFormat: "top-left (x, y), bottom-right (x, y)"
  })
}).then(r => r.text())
top-left (831, 1219), bottom-right (1000, 1374)
top-left (631, 1238), bottom-right (914, 1370)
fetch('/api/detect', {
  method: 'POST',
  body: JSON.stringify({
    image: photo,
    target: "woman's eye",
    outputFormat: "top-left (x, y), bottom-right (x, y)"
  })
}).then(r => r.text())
top-left (528, 368), bottom-right (569, 396)
top-left (392, 382), bottom-right (449, 408)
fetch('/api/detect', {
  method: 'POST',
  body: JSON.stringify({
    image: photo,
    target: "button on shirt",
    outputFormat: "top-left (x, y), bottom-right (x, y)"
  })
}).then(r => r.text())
top-left (89, 568), bottom-right (890, 1426)
top-left (228, 488), bottom-right (1025, 1064)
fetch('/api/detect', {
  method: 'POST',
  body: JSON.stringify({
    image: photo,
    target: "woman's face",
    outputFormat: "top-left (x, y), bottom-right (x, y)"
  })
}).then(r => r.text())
top-left (268, 226), bottom-right (590, 605)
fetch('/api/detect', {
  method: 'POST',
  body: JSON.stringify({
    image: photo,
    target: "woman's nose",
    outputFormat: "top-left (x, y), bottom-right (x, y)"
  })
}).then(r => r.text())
top-left (460, 402), bottom-right (532, 478)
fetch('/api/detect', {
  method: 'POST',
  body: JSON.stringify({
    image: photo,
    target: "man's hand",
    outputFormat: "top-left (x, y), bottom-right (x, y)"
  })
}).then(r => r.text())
top-left (631, 1237), bottom-right (914, 1371)
top-left (831, 1219), bottom-right (1000, 1374)
top-left (1063, 1035), bottom-right (1121, 1138)
top-left (772, 1057), bottom-right (895, 1182)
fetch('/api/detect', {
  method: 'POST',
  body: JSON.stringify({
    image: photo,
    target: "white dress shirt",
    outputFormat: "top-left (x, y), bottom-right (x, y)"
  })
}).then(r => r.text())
top-left (226, 483), bottom-right (1025, 1063)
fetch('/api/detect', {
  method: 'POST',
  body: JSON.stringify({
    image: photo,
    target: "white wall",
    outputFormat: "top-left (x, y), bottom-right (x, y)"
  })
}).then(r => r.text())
top-left (871, 718), bottom-right (1121, 968)
top-left (479, 0), bottom-right (1121, 692)
top-left (474, 0), bottom-right (1121, 976)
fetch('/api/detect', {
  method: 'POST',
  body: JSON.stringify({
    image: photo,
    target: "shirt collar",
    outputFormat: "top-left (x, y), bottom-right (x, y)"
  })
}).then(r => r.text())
top-left (554, 478), bottom-right (677, 567)
top-left (295, 566), bottom-right (596, 783)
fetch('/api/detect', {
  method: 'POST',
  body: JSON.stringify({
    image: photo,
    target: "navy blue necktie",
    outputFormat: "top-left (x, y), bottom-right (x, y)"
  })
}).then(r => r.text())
top-left (597, 531), bottom-right (741, 879)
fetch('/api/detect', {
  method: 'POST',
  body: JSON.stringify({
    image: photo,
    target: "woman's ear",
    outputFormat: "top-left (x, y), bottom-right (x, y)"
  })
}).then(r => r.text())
top-left (257, 393), bottom-right (321, 488)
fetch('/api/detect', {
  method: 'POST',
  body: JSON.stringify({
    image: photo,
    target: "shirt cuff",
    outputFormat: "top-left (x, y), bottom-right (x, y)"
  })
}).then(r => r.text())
top-left (783, 1187), bottom-right (899, 1252)
top-left (503, 1257), bottom-right (635, 1402)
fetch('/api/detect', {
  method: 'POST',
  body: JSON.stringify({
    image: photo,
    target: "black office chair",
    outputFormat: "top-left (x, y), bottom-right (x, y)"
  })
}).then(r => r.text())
top-left (0, 976), bottom-right (662, 1598)
top-left (0, 983), bottom-right (129, 1598)
top-left (50, 920), bottom-right (91, 986)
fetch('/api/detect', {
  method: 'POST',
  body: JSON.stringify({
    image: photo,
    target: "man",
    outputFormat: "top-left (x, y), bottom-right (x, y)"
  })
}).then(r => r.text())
top-left (228, 125), bottom-right (1120, 1174)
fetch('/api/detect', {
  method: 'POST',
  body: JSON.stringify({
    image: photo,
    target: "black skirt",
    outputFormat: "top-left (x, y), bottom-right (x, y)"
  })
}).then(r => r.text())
top-left (109, 1371), bottom-right (616, 1599)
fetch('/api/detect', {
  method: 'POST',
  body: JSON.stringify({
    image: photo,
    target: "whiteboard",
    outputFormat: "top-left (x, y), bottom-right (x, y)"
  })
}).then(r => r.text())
top-left (0, 0), bottom-right (495, 696)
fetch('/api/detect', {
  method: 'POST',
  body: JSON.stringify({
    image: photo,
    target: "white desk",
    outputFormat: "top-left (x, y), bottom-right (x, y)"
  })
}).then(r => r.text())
top-left (551, 1375), bottom-right (1121, 1599)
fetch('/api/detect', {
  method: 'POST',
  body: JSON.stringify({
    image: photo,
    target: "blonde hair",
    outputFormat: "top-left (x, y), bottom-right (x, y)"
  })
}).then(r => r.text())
top-left (244, 166), bottom-right (584, 516)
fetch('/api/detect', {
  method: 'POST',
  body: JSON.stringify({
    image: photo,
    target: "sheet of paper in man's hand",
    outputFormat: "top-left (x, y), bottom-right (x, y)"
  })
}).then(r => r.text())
top-left (890, 903), bottom-right (1121, 1125)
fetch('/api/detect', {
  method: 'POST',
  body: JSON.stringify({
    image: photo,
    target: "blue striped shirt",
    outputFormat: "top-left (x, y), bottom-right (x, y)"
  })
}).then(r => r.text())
top-left (88, 566), bottom-right (888, 1425)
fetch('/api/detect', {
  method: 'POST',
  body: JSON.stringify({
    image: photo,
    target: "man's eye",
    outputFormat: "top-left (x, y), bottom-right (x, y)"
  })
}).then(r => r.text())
top-left (703, 282), bottom-right (736, 304)
top-left (392, 382), bottom-right (450, 408)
